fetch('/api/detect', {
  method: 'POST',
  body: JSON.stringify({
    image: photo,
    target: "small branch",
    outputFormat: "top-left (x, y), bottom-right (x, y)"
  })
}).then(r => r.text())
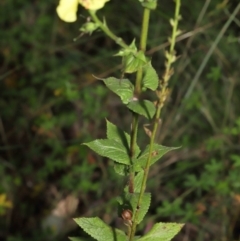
top-left (88, 10), bottom-right (129, 49)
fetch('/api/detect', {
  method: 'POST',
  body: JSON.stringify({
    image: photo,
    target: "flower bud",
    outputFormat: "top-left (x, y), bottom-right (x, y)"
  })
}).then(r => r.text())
top-left (121, 209), bottom-right (132, 221)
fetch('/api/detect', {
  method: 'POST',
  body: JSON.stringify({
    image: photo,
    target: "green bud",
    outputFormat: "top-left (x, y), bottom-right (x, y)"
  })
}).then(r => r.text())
top-left (80, 22), bottom-right (99, 35)
top-left (140, 0), bottom-right (157, 10)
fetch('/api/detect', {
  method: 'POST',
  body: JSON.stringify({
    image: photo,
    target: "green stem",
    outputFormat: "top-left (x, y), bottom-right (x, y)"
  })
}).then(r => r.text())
top-left (164, 0), bottom-right (181, 76)
top-left (128, 114), bottom-right (139, 194)
top-left (135, 8), bottom-right (151, 95)
top-left (130, 1), bottom-right (181, 240)
top-left (140, 8), bottom-right (151, 52)
top-left (88, 10), bottom-right (129, 49)
top-left (129, 102), bottom-right (161, 241)
top-left (129, 7), bottom-right (151, 241)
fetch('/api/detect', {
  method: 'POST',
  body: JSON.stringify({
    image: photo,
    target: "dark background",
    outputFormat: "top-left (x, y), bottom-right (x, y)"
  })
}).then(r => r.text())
top-left (1, 0), bottom-right (240, 240)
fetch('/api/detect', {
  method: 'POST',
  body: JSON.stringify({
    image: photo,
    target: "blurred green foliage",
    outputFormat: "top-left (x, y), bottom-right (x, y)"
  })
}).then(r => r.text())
top-left (0, 0), bottom-right (240, 241)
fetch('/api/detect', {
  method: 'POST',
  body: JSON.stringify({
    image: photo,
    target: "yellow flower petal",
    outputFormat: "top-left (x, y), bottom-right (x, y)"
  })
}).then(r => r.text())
top-left (79, 0), bottom-right (110, 10)
top-left (56, 0), bottom-right (79, 22)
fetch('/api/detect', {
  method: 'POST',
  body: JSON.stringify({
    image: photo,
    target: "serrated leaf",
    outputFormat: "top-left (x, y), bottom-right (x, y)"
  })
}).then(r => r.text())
top-left (83, 139), bottom-right (131, 165)
top-left (134, 171), bottom-right (144, 193)
top-left (129, 193), bottom-right (151, 224)
top-left (106, 120), bottom-right (140, 158)
top-left (114, 163), bottom-right (129, 176)
top-left (136, 50), bottom-right (148, 62)
top-left (122, 52), bottom-right (147, 74)
top-left (116, 40), bottom-right (148, 74)
top-left (118, 193), bottom-right (151, 224)
top-left (127, 100), bottom-right (156, 119)
top-left (138, 222), bottom-right (184, 241)
top-left (135, 144), bottom-right (179, 168)
top-left (102, 77), bottom-right (134, 104)
top-left (115, 40), bottom-right (137, 57)
top-left (142, 62), bottom-right (159, 91)
top-left (133, 157), bottom-right (143, 172)
top-left (117, 41), bottom-right (148, 74)
top-left (74, 217), bottom-right (127, 241)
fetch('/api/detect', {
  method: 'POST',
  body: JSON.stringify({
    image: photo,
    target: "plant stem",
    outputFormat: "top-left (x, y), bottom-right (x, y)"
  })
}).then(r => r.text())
top-left (128, 114), bottom-right (139, 194)
top-left (164, 0), bottom-right (181, 81)
top-left (129, 1), bottom-right (181, 240)
top-left (135, 8), bottom-right (151, 95)
top-left (88, 10), bottom-right (129, 49)
top-left (140, 8), bottom-right (150, 52)
top-left (129, 7), bottom-right (151, 241)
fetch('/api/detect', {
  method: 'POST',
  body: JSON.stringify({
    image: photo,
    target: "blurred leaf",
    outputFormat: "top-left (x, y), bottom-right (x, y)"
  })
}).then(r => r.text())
top-left (231, 154), bottom-right (240, 167)
top-left (0, 194), bottom-right (12, 209)
top-left (206, 66), bottom-right (221, 82)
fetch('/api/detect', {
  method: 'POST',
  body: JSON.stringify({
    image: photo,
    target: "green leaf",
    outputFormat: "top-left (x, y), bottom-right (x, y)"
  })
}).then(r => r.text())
top-left (115, 40), bottom-right (138, 74)
top-left (133, 171), bottom-right (144, 192)
top-left (106, 120), bottom-right (141, 157)
top-left (122, 50), bottom-right (148, 73)
top-left (130, 192), bottom-right (151, 224)
top-left (123, 170), bottom-right (143, 192)
top-left (102, 77), bottom-right (134, 104)
top-left (83, 139), bottom-right (131, 165)
top-left (127, 100), bottom-right (156, 119)
top-left (115, 40), bottom-right (148, 73)
top-left (135, 144), bottom-right (179, 169)
top-left (115, 40), bottom-right (149, 73)
top-left (74, 217), bottom-right (127, 241)
top-left (115, 39), bottom-right (137, 57)
top-left (118, 192), bottom-right (151, 224)
top-left (142, 62), bottom-right (159, 91)
top-left (138, 222), bottom-right (184, 241)
top-left (114, 163), bottom-right (129, 176)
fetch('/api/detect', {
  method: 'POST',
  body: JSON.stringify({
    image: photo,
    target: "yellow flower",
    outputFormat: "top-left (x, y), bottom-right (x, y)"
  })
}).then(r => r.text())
top-left (80, 0), bottom-right (110, 10)
top-left (57, 0), bottom-right (79, 22)
top-left (56, 0), bottom-right (110, 23)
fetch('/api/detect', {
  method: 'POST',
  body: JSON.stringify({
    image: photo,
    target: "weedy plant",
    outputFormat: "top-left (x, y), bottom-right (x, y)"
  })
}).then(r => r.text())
top-left (56, 0), bottom-right (184, 240)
